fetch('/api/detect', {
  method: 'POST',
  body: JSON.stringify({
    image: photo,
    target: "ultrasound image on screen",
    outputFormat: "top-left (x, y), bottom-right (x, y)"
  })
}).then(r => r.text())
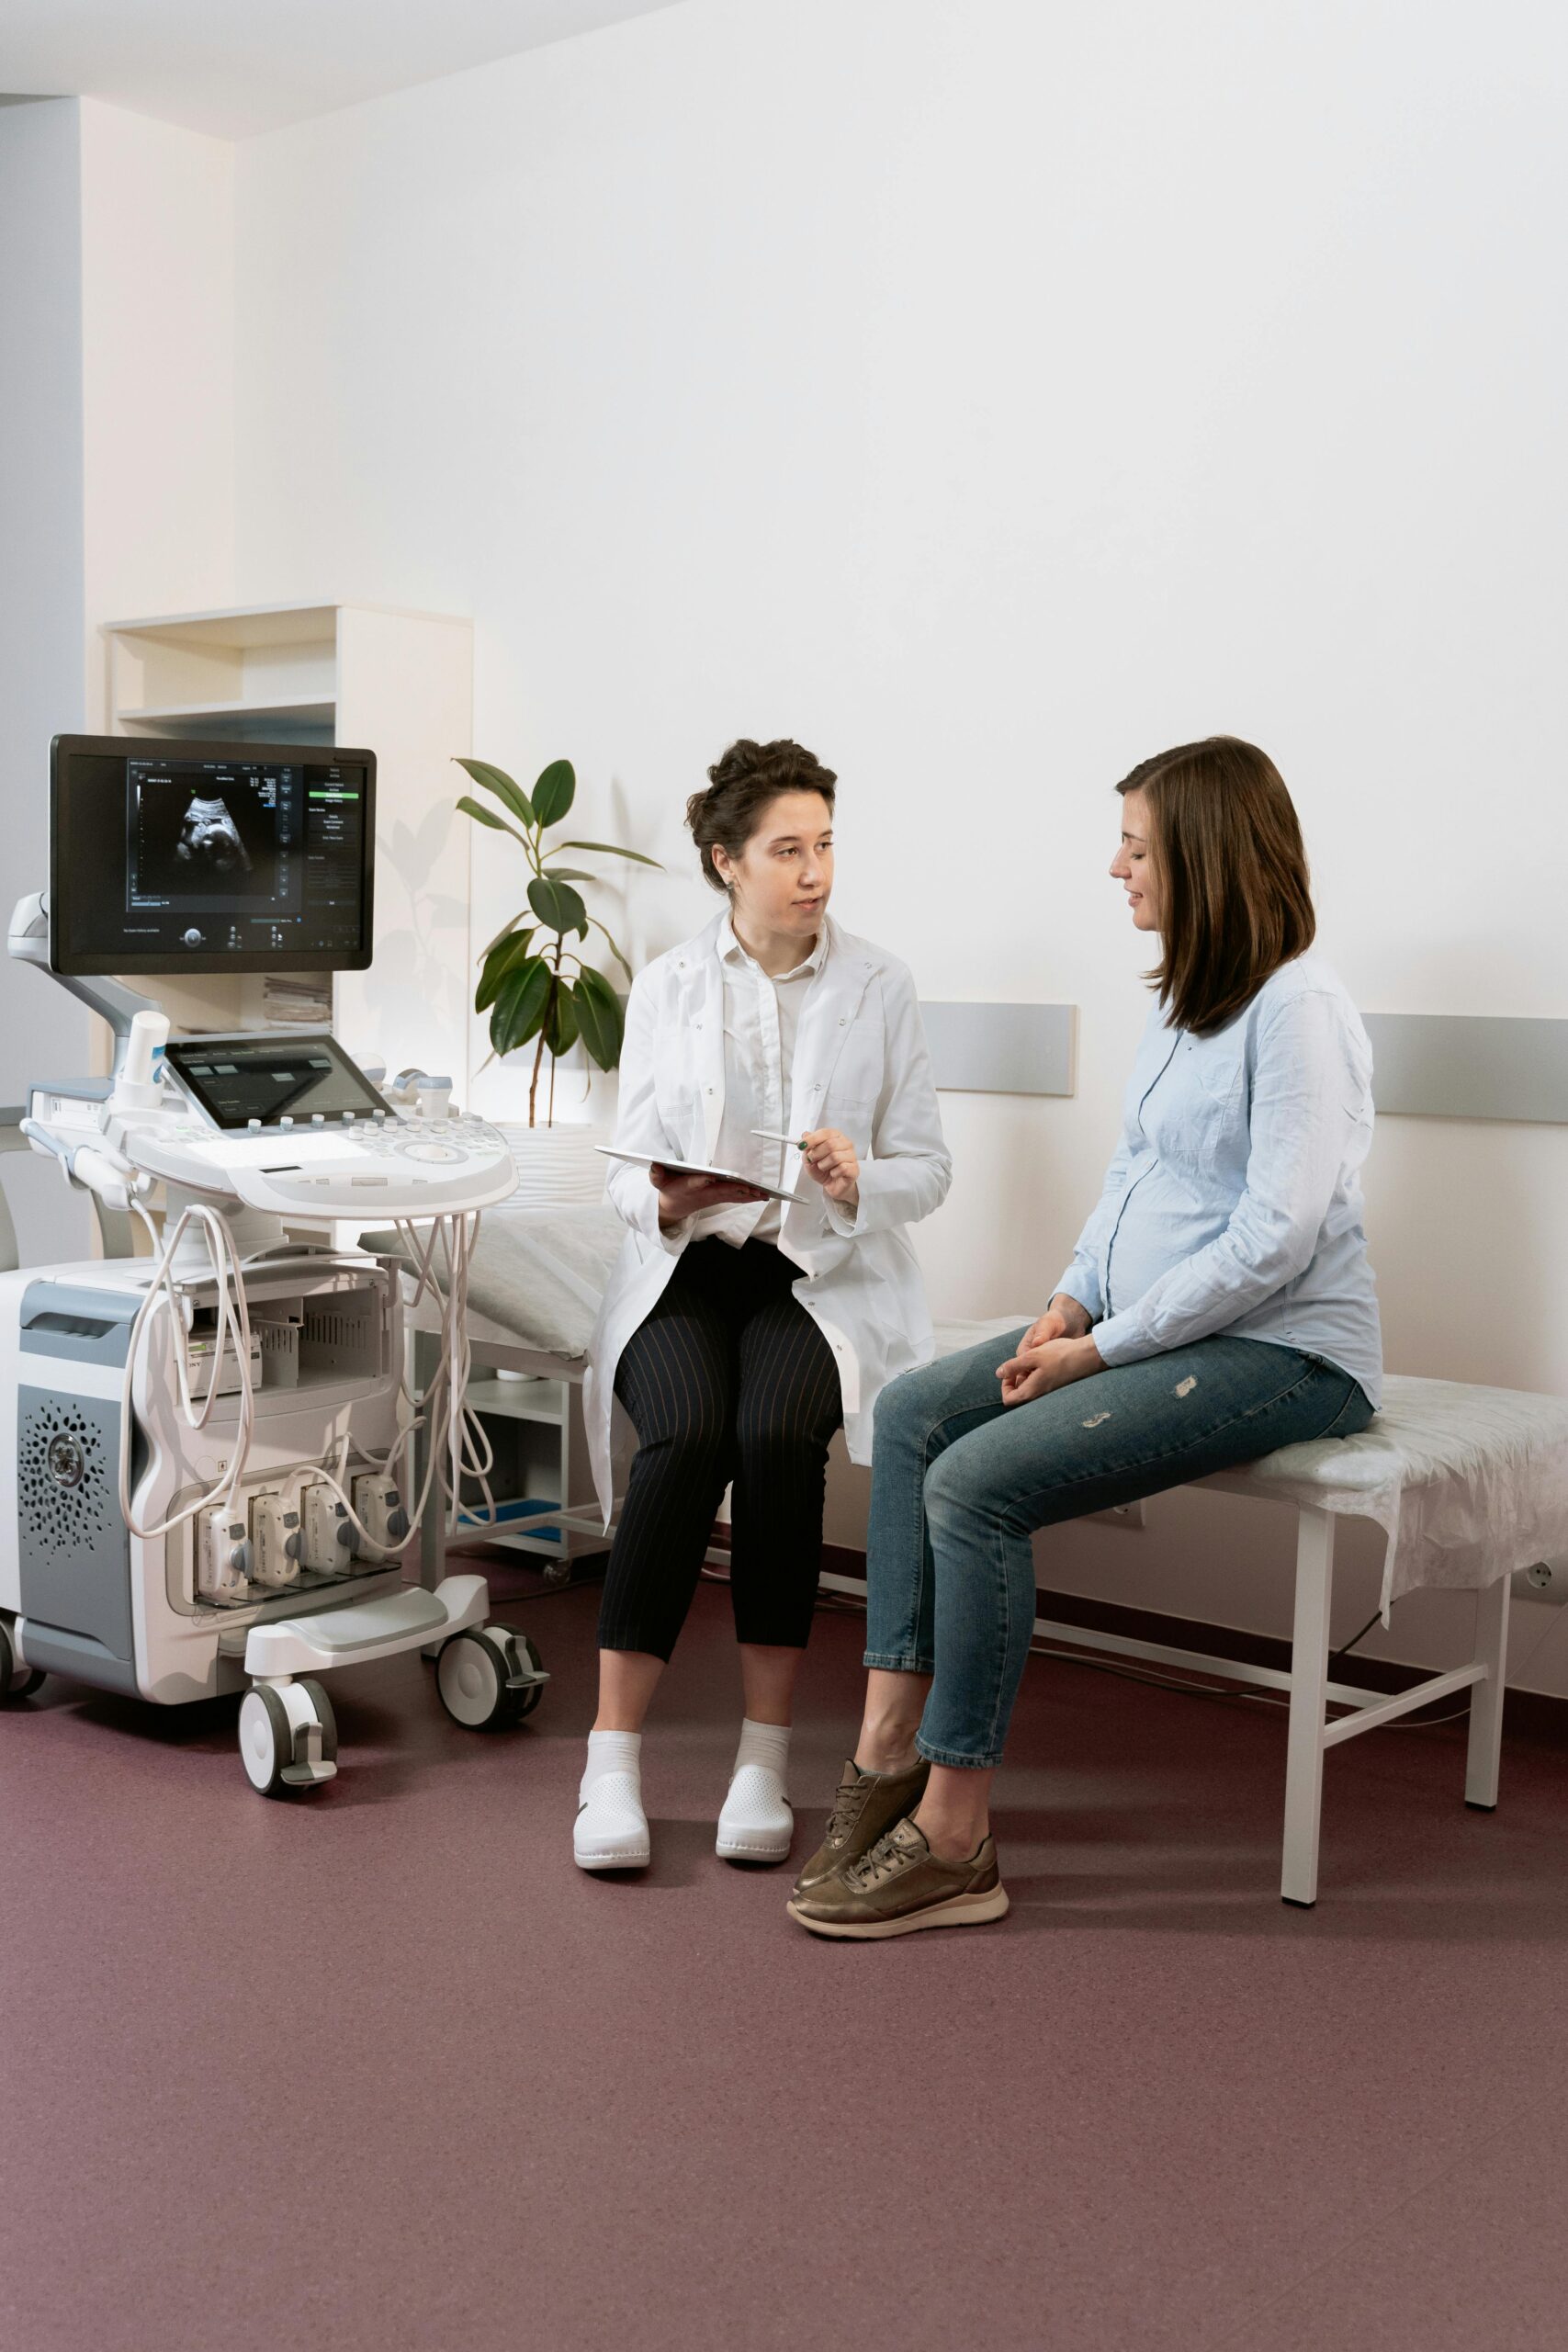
top-left (51, 734), bottom-right (373, 973)
top-left (127, 760), bottom-right (303, 917)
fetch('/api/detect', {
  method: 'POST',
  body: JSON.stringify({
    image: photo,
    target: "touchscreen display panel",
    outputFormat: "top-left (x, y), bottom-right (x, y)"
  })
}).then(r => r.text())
top-left (162, 1035), bottom-right (388, 1130)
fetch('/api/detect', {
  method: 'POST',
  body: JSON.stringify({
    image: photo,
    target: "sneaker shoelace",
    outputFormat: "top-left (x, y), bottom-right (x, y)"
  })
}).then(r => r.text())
top-left (845, 1826), bottom-right (921, 1892)
top-left (825, 1779), bottom-right (868, 1849)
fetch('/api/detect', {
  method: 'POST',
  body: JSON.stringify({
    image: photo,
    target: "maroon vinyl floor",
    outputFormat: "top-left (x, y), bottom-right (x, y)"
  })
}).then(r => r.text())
top-left (3, 1561), bottom-right (1567, 2352)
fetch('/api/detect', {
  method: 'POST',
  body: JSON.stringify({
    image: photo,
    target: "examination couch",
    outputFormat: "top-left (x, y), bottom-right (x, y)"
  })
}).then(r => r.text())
top-left (387, 1197), bottom-right (1568, 1909)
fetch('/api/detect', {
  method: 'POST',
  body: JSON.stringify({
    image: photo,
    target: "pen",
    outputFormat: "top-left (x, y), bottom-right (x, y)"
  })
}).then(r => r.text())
top-left (751, 1128), bottom-right (810, 1149)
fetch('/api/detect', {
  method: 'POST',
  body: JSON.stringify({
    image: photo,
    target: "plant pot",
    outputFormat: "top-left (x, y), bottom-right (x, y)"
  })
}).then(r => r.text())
top-left (498, 1119), bottom-right (611, 1207)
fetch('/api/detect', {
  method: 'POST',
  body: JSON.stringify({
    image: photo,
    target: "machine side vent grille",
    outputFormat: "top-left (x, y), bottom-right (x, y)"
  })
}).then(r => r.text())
top-left (19, 1399), bottom-right (112, 1556)
top-left (299, 1290), bottom-right (381, 1380)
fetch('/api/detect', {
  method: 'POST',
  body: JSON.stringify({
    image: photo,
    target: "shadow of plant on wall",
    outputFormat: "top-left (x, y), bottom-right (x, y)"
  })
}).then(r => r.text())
top-left (455, 756), bottom-right (661, 1126)
top-left (361, 797), bottom-right (469, 1053)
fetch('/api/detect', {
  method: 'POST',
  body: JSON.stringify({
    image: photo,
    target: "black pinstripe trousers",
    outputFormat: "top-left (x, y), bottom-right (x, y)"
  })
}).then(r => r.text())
top-left (600, 1238), bottom-right (844, 1660)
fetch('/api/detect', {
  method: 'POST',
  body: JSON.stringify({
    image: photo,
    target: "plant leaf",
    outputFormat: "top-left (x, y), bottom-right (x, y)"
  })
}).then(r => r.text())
top-left (456, 795), bottom-right (530, 850)
top-left (557, 839), bottom-right (663, 868)
top-left (532, 759), bottom-right (576, 828)
top-left (527, 874), bottom-right (588, 935)
top-left (454, 757), bottom-right (535, 829)
top-left (538, 865), bottom-right (598, 883)
top-left (546, 981), bottom-right (580, 1058)
top-left (490, 955), bottom-right (552, 1057)
top-left (572, 966), bottom-right (626, 1071)
top-left (478, 910), bottom-right (530, 961)
top-left (588, 913), bottom-right (634, 983)
top-left (475, 926), bottom-right (536, 1012)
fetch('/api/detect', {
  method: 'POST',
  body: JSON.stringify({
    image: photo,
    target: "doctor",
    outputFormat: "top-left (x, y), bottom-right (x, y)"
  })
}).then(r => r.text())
top-left (577, 737), bottom-right (951, 1873)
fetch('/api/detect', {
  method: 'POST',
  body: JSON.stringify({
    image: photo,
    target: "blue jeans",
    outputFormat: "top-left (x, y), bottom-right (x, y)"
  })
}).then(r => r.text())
top-left (863, 1330), bottom-right (1374, 1770)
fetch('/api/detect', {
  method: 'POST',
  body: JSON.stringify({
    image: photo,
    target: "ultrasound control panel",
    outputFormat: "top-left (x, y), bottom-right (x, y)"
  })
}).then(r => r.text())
top-left (104, 1035), bottom-right (519, 1218)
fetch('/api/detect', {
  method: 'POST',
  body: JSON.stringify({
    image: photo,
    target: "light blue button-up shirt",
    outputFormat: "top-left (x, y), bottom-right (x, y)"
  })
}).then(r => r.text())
top-left (1055, 952), bottom-right (1383, 1406)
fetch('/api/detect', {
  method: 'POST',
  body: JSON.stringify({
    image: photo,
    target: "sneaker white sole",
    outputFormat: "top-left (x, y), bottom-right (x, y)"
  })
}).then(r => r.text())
top-left (716, 1826), bottom-right (793, 1863)
top-left (784, 1883), bottom-right (1010, 1939)
top-left (575, 1841), bottom-right (651, 1871)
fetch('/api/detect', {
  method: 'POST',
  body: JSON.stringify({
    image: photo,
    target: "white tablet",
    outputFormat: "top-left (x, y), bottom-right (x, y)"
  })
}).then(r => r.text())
top-left (594, 1146), bottom-right (804, 1206)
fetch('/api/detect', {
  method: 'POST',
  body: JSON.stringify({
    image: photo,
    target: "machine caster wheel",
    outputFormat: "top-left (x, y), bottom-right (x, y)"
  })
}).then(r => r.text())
top-left (239, 1680), bottom-right (339, 1797)
top-left (239, 1685), bottom-right (294, 1796)
top-left (436, 1629), bottom-right (520, 1731)
top-left (0, 1623), bottom-right (44, 1702)
top-left (506, 1630), bottom-right (547, 1719)
top-left (298, 1679), bottom-right (338, 1765)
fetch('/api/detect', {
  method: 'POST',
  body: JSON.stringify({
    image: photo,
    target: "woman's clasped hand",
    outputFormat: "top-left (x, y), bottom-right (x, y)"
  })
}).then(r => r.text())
top-left (995, 1295), bottom-right (1101, 1405)
top-left (995, 1329), bottom-right (1103, 1406)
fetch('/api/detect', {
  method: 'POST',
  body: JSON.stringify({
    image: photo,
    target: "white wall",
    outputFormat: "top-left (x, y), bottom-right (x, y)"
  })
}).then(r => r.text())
top-left (223, 0), bottom-right (1568, 1689)
top-left (0, 100), bottom-right (91, 1263)
top-left (0, 97), bottom-right (237, 1262)
top-left (78, 97), bottom-right (235, 704)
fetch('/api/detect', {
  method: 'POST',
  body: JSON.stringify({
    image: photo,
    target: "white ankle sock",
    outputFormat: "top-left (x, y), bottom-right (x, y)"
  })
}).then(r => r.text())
top-left (716, 1719), bottom-right (794, 1861)
top-left (574, 1730), bottom-right (650, 1871)
top-left (581, 1727), bottom-right (642, 1794)
top-left (731, 1717), bottom-right (791, 1785)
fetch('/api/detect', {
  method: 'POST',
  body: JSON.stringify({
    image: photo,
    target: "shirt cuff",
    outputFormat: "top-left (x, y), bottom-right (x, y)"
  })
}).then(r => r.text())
top-left (1086, 1309), bottom-right (1145, 1367)
top-left (824, 1193), bottom-right (862, 1238)
top-left (1052, 1267), bottom-right (1102, 1323)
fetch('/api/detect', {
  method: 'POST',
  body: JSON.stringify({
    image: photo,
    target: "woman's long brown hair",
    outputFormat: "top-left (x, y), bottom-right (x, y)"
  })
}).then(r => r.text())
top-left (1117, 736), bottom-right (1314, 1035)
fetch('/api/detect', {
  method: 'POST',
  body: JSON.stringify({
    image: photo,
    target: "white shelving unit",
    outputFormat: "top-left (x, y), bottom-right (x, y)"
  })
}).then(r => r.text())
top-left (418, 1356), bottom-right (609, 1573)
top-left (98, 599), bottom-right (476, 1086)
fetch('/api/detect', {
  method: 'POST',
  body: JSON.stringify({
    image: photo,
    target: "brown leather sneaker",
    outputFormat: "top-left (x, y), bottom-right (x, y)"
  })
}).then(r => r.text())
top-left (786, 1816), bottom-right (1009, 1939)
top-left (793, 1757), bottom-right (931, 1896)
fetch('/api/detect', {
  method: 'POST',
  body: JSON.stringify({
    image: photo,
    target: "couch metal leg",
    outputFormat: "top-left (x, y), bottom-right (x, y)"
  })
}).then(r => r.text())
top-left (1281, 1507), bottom-right (1336, 1907)
top-left (1463, 1575), bottom-right (1509, 1811)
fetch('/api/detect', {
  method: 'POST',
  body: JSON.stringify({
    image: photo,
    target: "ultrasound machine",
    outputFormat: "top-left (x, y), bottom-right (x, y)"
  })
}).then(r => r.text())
top-left (0, 733), bottom-right (547, 1795)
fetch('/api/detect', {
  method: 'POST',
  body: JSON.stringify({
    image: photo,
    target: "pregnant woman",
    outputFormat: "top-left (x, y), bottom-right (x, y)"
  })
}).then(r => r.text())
top-left (579, 737), bottom-right (951, 1873)
top-left (789, 735), bottom-right (1382, 1939)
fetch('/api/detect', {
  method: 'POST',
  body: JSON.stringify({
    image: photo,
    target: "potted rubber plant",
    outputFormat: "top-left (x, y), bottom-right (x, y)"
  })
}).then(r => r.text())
top-left (456, 755), bottom-right (659, 1200)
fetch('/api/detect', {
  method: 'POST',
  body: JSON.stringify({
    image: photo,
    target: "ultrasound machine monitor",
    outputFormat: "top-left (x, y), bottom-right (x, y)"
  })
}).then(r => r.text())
top-left (49, 732), bottom-right (376, 975)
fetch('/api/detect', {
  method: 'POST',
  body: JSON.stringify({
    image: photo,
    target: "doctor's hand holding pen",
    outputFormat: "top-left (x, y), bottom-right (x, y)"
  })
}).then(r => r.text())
top-left (751, 1125), bottom-right (861, 1206)
top-left (798, 1126), bottom-right (860, 1207)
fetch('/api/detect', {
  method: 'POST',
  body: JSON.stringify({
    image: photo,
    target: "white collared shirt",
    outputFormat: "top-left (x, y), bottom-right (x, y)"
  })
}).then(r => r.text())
top-left (704, 909), bottom-right (828, 1246)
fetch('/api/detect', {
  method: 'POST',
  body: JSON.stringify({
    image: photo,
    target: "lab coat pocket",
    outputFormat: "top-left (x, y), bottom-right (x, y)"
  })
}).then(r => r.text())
top-left (823, 1017), bottom-right (884, 1134)
top-left (652, 1060), bottom-right (701, 1156)
top-left (821, 1084), bottom-right (876, 1154)
top-left (831, 1013), bottom-right (885, 1097)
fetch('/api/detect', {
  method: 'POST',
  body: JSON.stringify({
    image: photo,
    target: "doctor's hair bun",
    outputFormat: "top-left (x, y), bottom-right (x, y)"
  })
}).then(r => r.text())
top-left (685, 739), bottom-right (838, 890)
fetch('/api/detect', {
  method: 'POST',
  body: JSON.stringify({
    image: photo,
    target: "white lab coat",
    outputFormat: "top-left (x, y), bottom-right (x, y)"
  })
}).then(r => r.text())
top-left (584, 911), bottom-right (952, 1525)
